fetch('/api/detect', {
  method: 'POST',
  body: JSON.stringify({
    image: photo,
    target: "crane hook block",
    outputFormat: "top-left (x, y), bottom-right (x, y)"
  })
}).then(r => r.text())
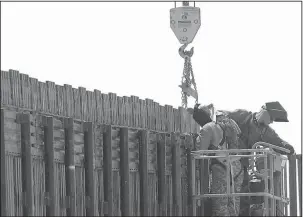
top-left (170, 5), bottom-right (201, 44)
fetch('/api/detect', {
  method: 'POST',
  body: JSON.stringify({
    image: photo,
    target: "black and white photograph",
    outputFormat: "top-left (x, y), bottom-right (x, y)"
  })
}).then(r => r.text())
top-left (1, 0), bottom-right (302, 216)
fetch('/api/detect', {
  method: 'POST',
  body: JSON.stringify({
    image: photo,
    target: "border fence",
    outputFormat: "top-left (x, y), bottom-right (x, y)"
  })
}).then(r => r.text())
top-left (1, 69), bottom-right (301, 216)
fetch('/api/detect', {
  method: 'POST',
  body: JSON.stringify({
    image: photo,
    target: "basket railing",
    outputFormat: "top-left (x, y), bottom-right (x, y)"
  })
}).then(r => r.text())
top-left (190, 142), bottom-right (291, 216)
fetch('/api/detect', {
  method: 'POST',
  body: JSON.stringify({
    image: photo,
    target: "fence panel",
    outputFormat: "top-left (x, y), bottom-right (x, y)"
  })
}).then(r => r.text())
top-left (1, 109), bottom-right (7, 216)
top-left (2, 70), bottom-right (302, 216)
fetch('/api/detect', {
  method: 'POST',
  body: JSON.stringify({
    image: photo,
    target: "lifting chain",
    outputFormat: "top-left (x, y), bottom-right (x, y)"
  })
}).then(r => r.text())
top-left (170, 1), bottom-right (201, 109)
top-left (179, 43), bottom-right (198, 109)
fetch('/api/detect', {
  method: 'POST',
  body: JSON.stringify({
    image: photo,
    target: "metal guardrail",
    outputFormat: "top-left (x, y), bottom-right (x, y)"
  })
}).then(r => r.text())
top-left (190, 142), bottom-right (291, 216)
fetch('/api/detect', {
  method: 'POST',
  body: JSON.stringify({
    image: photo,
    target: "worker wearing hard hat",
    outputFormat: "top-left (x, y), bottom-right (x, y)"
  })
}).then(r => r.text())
top-left (218, 101), bottom-right (295, 216)
top-left (189, 103), bottom-right (244, 216)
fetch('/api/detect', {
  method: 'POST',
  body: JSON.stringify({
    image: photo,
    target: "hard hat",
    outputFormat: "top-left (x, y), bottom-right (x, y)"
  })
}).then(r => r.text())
top-left (264, 101), bottom-right (289, 122)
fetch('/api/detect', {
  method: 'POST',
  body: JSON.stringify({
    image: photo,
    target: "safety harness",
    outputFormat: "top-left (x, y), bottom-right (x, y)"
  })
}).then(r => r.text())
top-left (208, 125), bottom-right (243, 184)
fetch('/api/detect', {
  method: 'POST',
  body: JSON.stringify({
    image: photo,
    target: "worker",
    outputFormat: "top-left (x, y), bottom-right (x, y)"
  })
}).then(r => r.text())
top-left (217, 101), bottom-right (295, 216)
top-left (219, 101), bottom-right (294, 154)
top-left (191, 103), bottom-right (244, 216)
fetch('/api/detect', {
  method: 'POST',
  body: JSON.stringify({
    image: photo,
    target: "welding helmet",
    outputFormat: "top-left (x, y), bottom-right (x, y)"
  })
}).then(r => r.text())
top-left (263, 101), bottom-right (289, 122)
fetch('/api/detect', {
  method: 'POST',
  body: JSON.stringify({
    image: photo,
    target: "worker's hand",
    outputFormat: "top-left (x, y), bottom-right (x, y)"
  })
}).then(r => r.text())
top-left (283, 143), bottom-right (295, 155)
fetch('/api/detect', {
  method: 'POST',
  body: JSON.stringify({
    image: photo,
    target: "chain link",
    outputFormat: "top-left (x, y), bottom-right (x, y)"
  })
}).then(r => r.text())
top-left (181, 53), bottom-right (198, 109)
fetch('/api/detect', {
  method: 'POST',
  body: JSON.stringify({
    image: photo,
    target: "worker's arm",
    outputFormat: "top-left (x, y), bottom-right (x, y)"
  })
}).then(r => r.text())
top-left (263, 126), bottom-right (295, 155)
top-left (196, 122), bottom-right (214, 150)
top-left (219, 109), bottom-right (252, 125)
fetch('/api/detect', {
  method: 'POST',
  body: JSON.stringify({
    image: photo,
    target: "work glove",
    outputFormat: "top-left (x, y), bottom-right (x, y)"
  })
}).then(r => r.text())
top-left (282, 142), bottom-right (295, 155)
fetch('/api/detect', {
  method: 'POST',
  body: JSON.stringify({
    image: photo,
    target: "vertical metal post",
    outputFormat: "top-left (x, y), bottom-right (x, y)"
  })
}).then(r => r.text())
top-left (199, 158), bottom-right (209, 216)
top-left (283, 165), bottom-right (288, 216)
top-left (139, 130), bottom-right (149, 216)
top-left (281, 167), bottom-right (284, 215)
top-left (120, 128), bottom-right (130, 216)
top-left (103, 125), bottom-right (113, 216)
top-left (280, 166), bottom-right (287, 215)
top-left (226, 155), bottom-right (230, 195)
top-left (297, 155), bottom-right (302, 216)
top-left (18, 113), bottom-right (33, 216)
top-left (264, 153), bottom-right (269, 216)
top-left (157, 133), bottom-right (166, 216)
top-left (1, 109), bottom-right (7, 216)
top-left (43, 116), bottom-right (56, 216)
top-left (289, 155), bottom-right (297, 216)
top-left (172, 133), bottom-right (182, 216)
top-left (269, 154), bottom-right (275, 216)
top-left (64, 118), bottom-right (76, 216)
top-left (192, 156), bottom-right (196, 216)
top-left (187, 149), bottom-right (194, 216)
top-left (83, 122), bottom-right (95, 216)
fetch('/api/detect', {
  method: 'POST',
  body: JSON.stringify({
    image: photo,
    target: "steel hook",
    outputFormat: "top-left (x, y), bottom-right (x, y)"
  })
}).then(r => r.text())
top-left (179, 43), bottom-right (194, 59)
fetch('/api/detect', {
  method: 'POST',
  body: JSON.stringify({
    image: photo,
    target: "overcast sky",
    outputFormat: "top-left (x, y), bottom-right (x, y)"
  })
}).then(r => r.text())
top-left (1, 2), bottom-right (301, 153)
